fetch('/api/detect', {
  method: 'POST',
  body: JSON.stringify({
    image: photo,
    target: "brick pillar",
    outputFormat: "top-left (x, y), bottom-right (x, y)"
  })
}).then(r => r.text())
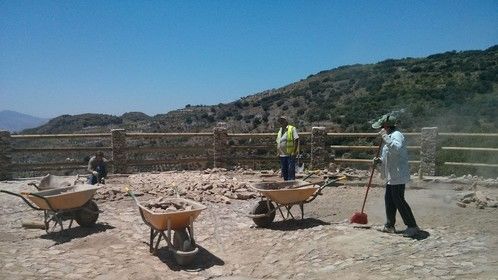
top-left (420, 127), bottom-right (438, 176)
top-left (111, 129), bottom-right (127, 174)
top-left (0, 131), bottom-right (13, 180)
top-left (213, 124), bottom-right (228, 168)
top-left (310, 126), bottom-right (327, 170)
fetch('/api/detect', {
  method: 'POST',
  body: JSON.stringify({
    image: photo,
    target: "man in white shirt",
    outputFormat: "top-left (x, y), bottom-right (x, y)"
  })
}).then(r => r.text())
top-left (276, 116), bottom-right (299, 180)
top-left (372, 114), bottom-right (419, 238)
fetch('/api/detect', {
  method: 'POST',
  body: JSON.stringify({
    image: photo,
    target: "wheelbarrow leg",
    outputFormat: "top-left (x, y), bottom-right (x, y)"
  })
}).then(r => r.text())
top-left (154, 230), bottom-right (162, 255)
top-left (149, 228), bottom-right (154, 253)
top-left (285, 206), bottom-right (295, 220)
top-left (300, 203), bottom-right (304, 219)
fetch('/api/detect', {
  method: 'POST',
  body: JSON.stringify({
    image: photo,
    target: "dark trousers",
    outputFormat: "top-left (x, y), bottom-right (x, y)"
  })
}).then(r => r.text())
top-left (385, 184), bottom-right (418, 228)
top-left (280, 156), bottom-right (296, 181)
top-left (87, 164), bottom-right (107, 185)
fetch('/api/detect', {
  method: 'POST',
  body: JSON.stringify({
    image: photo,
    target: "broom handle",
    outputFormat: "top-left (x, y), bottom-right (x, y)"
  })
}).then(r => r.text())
top-left (360, 140), bottom-right (383, 213)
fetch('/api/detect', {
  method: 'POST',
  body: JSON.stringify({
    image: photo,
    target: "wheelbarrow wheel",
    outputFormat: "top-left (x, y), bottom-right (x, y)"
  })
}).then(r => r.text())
top-left (75, 200), bottom-right (99, 227)
top-left (251, 200), bottom-right (276, 228)
top-left (172, 229), bottom-right (196, 266)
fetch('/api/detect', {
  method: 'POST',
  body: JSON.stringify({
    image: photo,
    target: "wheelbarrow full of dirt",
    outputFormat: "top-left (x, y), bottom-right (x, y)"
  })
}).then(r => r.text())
top-left (247, 176), bottom-right (345, 227)
top-left (0, 184), bottom-right (101, 233)
top-left (127, 189), bottom-right (207, 266)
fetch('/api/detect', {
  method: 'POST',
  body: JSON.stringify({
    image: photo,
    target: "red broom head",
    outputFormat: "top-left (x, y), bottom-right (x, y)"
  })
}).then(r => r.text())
top-left (350, 212), bottom-right (368, 224)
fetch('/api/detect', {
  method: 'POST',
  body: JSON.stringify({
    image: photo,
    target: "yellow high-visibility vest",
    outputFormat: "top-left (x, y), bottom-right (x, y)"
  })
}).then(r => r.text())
top-left (276, 125), bottom-right (296, 155)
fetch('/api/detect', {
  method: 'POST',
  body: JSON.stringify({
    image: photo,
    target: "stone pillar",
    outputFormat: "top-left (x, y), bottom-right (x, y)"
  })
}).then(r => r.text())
top-left (420, 127), bottom-right (438, 176)
top-left (0, 131), bottom-right (13, 180)
top-left (310, 127), bottom-right (327, 170)
top-left (111, 129), bottom-right (127, 174)
top-left (213, 124), bottom-right (228, 168)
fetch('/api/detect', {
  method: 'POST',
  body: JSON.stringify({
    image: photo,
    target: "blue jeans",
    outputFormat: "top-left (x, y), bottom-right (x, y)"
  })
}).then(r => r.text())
top-left (88, 164), bottom-right (107, 185)
top-left (280, 156), bottom-right (296, 181)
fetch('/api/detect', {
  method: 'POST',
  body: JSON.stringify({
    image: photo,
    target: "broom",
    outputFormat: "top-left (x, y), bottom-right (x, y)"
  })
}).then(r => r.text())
top-left (350, 140), bottom-right (383, 224)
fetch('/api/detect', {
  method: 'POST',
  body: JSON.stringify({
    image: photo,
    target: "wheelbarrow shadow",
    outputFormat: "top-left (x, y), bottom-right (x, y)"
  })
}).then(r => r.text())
top-left (155, 245), bottom-right (224, 272)
top-left (264, 218), bottom-right (330, 231)
top-left (39, 223), bottom-right (115, 245)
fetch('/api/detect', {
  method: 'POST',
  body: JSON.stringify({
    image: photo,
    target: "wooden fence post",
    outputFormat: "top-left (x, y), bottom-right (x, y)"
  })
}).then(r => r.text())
top-left (0, 130), bottom-right (13, 180)
top-left (311, 127), bottom-right (327, 170)
top-left (213, 124), bottom-right (228, 168)
top-left (112, 129), bottom-right (128, 174)
top-left (420, 127), bottom-right (438, 176)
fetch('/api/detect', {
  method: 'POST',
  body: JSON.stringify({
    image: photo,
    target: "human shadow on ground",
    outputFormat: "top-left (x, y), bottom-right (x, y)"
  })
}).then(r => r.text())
top-left (392, 229), bottom-right (431, 241)
top-left (262, 218), bottom-right (330, 231)
top-left (155, 245), bottom-right (224, 272)
top-left (39, 222), bottom-right (115, 244)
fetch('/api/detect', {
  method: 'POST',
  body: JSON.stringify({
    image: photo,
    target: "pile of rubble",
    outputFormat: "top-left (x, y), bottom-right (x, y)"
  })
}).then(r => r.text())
top-left (92, 168), bottom-right (370, 204)
top-left (144, 197), bottom-right (193, 212)
top-left (93, 169), bottom-right (260, 204)
top-left (456, 190), bottom-right (498, 209)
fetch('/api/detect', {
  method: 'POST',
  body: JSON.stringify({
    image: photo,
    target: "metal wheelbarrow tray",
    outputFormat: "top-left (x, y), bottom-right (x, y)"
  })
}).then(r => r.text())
top-left (1, 184), bottom-right (101, 233)
top-left (248, 177), bottom-right (344, 227)
top-left (136, 197), bottom-right (207, 266)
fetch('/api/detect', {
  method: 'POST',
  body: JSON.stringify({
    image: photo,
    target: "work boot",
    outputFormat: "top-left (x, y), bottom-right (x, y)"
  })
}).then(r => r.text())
top-left (403, 227), bottom-right (420, 237)
top-left (377, 225), bottom-right (396, 233)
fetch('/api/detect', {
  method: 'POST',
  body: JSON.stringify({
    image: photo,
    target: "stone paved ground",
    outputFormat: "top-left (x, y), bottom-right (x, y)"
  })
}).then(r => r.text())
top-left (0, 172), bottom-right (497, 280)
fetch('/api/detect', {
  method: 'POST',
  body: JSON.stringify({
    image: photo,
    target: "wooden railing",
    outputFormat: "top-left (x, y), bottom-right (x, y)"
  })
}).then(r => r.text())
top-left (0, 127), bottom-right (496, 179)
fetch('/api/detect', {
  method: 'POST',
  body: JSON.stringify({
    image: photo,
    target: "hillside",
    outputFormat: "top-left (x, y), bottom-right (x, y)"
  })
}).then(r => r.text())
top-left (0, 110), bottom-right (48, 132)
top-left (23, 45), bottom-right (498, 134)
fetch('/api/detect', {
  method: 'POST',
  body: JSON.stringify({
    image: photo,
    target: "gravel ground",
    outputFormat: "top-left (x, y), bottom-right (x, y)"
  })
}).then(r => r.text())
top-left (0, 171), bottom-right (497, 280)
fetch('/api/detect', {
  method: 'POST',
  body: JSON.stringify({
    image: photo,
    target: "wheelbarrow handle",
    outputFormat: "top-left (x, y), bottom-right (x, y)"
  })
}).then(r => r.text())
top-left (0, 190), bottom-right (42, 210)
top-left (125, 187), bottom-right (140, 206)
top-left (318, 176), bottom-right (347, 191)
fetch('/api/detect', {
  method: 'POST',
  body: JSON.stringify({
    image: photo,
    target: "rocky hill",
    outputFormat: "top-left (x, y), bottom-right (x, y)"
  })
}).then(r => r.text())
top-left (23, 45), bottom-right (498, 134)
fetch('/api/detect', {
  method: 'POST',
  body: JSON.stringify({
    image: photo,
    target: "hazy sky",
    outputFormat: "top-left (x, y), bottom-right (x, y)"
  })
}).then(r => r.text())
top-left (1, 1), bottom-right (497, 118)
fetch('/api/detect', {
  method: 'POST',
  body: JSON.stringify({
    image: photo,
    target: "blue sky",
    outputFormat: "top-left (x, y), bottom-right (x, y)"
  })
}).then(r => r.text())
top-left (1, 1), bottom-right (497, 118)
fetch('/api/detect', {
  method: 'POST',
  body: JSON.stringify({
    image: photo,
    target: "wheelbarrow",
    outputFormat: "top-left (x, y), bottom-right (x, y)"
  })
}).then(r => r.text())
top-left (0, 184), bottom-right (101, 233)
top-left (126, 188), bottom-right (207, 266)
top-left (247, 176), bottom-right (345, 227)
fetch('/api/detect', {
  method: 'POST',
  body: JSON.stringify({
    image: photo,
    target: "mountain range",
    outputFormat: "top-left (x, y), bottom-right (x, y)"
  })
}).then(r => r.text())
top-left (19, 44), bottom-right (498, 134)
top-left (0, 110), bottom-right (49, 133)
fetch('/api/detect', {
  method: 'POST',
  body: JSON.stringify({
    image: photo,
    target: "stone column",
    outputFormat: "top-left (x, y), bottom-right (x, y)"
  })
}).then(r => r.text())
top-left (0, 131), bottom-right (13, 180)
top-left (213, 124), bottom-right (228, 168)
top-left (420, 127), bottom-right (438, 176)
top-left (111, 129), bottom-right (128, 174)
top-left (310, 127), bottom-right (327, 170)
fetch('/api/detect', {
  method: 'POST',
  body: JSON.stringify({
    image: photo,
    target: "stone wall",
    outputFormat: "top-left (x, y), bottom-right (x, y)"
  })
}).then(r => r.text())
top-left (213, 124), bottom-right (228, 168)
top-left (310, 127), bottom-right (328, 170)
top-left (420, 127), bottom-right (438, 176)
top-left (0, 131), bottom-right (12, 180)
top-left (111, 129), bottom-right (128, 174)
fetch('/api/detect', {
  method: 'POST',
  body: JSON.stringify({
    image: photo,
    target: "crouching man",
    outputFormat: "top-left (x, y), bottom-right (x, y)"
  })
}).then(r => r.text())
top-left (87, 151), bottom-right (107, 185)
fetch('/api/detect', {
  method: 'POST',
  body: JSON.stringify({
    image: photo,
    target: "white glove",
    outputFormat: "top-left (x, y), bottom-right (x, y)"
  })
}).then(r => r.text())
top-left (379, 128), bottom-right (392, 144)
top-left (373, 157), bottom-right (382, 165)
top-left (92, 171), bottom-right (98, 176)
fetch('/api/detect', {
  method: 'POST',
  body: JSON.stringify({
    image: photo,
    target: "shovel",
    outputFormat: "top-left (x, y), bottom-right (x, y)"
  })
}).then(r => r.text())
top-left (350, 140), bottom-right (382, 224)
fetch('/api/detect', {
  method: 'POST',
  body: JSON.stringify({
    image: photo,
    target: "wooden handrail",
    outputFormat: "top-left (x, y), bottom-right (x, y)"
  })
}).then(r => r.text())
top-left (126, 132), bottom-right (212, 138)
top-left (12, 133), bottom-right (110, 139)
top-left (441, 147), bottom-right (498, 152)
top-left (128, 158), bottom-right (209, 166)
top-left (13, 147), bottom-right (112, 153)
top-left (126, 146), bottom-right (210, 153)
top-left (444, 162), bottom-right (498, 168)
top-left (330, 145), bottom-right (421, 150)
top-left (439, 133), bottom-right (498, 137)
top-left (334, 158), bottom-right (421, 164)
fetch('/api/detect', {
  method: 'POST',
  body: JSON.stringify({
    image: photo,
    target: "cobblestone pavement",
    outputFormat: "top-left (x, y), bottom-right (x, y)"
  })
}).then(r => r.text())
top-left (0, 175), bottom-right (497, 280)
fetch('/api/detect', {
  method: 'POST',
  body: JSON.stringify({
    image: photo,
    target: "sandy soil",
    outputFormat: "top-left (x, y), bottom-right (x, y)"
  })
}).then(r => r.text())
top-left (0, 172), bottom-right (497, 280)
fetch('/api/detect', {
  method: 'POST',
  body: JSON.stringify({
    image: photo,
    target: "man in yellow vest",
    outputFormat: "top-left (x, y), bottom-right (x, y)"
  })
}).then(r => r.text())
top-left (276, 116), bottom-right (299, 180)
